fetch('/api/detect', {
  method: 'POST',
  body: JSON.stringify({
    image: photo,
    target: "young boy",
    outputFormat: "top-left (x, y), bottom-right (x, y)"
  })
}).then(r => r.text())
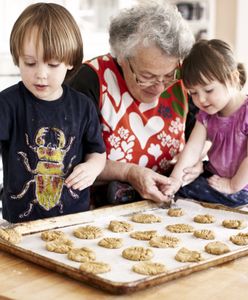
top-left (0, 3), bottom-right (106, 223)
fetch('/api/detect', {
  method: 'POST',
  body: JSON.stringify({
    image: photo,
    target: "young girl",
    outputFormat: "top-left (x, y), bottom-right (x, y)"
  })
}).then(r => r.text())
top-left (0, 3), bottom-right (106, 223)
top-left (164, 39), bottom-right (248, 207)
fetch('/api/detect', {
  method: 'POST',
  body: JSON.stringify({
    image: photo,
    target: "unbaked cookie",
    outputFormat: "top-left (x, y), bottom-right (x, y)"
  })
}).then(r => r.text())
top-left (193, 214), bottom-right (215, 224)
top-left (122, 246), bottom-right (154, 261)
top-left (205, 241), bottom-right (230, 255)
top-left (98, 237), bottom-right (123, 249)
top-left (46, 237), bottom-right (73, 254)
top-left (194, 229), bottom-right (215, 240)
top-left (79, 261), bottom-right (111, 274)
top-left (41, 230), bottom-right (66, 241)
top-left (130, 230), bottom-right (157, 241)
top-left (166, 223), bottom-right (194, 233)
top-left (149, 235), bottom-right (180, 248)
top-left (230, 233), bottom-right (248, 246)
top-left (168, 207), bottom-right (184, 217)
top-left (131, 213), bottom-right (161, 223)
top-left (108, 220), bottom-right (133, 233)
top-left (222, 219), bottom-right (246, 229)
top-left (175, 247), bottom-right (203, 262)
top-left (67, 247), bottom-right (96, 262)
top-left (132, 261), bottom-right (166, 275)
top-left (0, 228), bottom-right (22, 244)
top-left (73, 225), bottom-right (103, 239)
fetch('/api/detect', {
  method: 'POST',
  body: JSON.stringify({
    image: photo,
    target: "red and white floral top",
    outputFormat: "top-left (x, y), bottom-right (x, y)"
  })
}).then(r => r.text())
top-left (87, 54), bottom-right (189, 174)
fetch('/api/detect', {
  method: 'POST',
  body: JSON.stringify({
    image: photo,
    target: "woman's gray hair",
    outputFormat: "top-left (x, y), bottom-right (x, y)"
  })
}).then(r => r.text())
top-left (109, 1), bottom-right (195, 60)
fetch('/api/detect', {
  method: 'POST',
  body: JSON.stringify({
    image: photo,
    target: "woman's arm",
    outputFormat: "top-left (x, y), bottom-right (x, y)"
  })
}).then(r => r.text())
top-left (98, 160), bottom-right (172, 204)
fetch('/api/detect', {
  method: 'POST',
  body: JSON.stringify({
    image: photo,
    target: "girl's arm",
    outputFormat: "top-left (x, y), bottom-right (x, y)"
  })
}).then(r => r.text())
top-left (170, 121), bottom-right (207, 188)
top-left (208, 140), bottom-right (248, 193)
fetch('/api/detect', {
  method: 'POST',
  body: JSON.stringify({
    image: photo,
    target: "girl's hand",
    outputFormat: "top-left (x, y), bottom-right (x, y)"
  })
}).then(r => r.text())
top-left (207, 175), bottom-right (234, 194)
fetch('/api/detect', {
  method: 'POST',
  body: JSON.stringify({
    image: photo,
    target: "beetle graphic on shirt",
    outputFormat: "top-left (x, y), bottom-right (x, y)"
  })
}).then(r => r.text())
top-left (11, 127), bottom-right (79, 218)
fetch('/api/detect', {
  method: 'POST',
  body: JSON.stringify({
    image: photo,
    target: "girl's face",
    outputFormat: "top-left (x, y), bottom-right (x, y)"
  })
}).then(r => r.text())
top-left (188, 79), bottom-right (237, 116)
top-left (19, 29), bottom-right (73, 101)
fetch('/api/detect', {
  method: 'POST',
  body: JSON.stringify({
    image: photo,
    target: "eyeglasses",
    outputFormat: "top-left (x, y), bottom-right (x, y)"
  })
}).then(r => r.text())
top-left (127, 57), bottom-right (180, 88)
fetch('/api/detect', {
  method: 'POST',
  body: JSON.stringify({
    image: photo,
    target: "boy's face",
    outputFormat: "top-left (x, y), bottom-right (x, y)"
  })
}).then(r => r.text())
top-left (18, 29), bottom-right (73, 101)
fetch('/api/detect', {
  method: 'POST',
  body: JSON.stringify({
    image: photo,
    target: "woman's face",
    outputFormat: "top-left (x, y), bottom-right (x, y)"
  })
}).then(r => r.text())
top-left (119, 45), bottom-right (179, 103)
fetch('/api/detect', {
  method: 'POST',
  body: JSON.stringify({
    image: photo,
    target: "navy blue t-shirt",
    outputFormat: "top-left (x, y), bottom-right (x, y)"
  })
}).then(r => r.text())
top-left (0, 82), bottom-right (105, 223)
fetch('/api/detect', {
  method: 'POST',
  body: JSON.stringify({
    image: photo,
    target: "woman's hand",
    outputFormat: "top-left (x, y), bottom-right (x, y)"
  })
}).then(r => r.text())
top-left (126, 165), bottom-right (172, 204)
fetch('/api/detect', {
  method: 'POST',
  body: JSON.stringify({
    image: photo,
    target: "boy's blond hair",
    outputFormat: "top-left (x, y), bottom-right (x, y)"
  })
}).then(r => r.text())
top-left (10, 2), bottom-right (83, 79)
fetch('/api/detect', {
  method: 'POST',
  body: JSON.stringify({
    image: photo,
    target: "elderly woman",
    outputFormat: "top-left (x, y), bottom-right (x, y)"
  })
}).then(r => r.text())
top-left (68, 2), bottom-right (198, 206)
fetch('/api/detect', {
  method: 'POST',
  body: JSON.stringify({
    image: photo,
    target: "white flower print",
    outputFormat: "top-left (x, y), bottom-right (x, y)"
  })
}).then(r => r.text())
top-left (148, 143), bottom-right (162, 160)
top-left (159, 158), bottom-right (171, 171)
top-left (108, 134), bottom-right (120, 148)
top-left (169, 117), bottom-right (184, 134)
top-left (118, 127), bottom-right (129, 140)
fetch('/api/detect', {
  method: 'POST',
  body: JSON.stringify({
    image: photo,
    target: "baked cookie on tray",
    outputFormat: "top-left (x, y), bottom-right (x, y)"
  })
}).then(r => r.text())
top-left (132, 261), bottom-right (166, 275)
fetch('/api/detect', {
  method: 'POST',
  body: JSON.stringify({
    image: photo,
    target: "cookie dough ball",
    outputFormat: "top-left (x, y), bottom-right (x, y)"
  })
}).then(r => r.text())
top-left (130, 230), bottom-right (157, 241)
top-left (168, 207), bottom-right (184, 217)
top-left (230, 233), bottom-right (248, 246)
top-left (175, 247), bottom-right (203, 262)
top-left (131, 213), bottom-right (161, 223)
top-left (108, 220), bottom-right (133, 233)
top-left (166, 223), bottom-right (194, 233)
top-left (67, 247), bottom-right (96, 262)
top-left (194, 229), bottom-right (215, 240)
top-left (98, 237), bottom-right (123, 249)
top-left (46, 237), bottom-right (73, 254)
top-left (193, 214), bottom-right (215, 224)
top-left (222, 219), bottom-right (246, 229)
top-left (122, 246), bottom-right (154, 261)
top-left (79, 261), bottom-right (111, 274)
top-left (149, 235), bottom-right (180, 248)
top-left (41, 230), bottom-right (66, 241)
top-left (132, 261), bottom-right (166, 275)
top-left (0, 228), bottom-right (22, 244)
top-left (205, 241), bottom-right (230, 255)
top-left (73, 225), bottom-right (103, 239)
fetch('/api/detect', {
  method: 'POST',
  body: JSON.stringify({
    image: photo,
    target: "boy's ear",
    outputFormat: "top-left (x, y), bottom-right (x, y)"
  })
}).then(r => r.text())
top-left (232, 69), bottom-right (240, 83)
top-left (67, 65), bottom-right (73, 70)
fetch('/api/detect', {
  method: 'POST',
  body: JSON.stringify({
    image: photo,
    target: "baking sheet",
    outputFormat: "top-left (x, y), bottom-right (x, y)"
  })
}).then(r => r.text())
top-left (1, 199), bottom-right (248, 294)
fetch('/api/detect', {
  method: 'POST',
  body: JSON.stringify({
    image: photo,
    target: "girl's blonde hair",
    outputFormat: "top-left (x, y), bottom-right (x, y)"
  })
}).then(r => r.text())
top-left (182, 39), bottom-right (246, 90)
top-left (10, 2), bottom-right (83, 80)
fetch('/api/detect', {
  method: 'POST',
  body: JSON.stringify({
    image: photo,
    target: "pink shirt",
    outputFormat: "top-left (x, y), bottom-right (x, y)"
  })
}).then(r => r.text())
top-left (197, 97), bottom-right (248, 190)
